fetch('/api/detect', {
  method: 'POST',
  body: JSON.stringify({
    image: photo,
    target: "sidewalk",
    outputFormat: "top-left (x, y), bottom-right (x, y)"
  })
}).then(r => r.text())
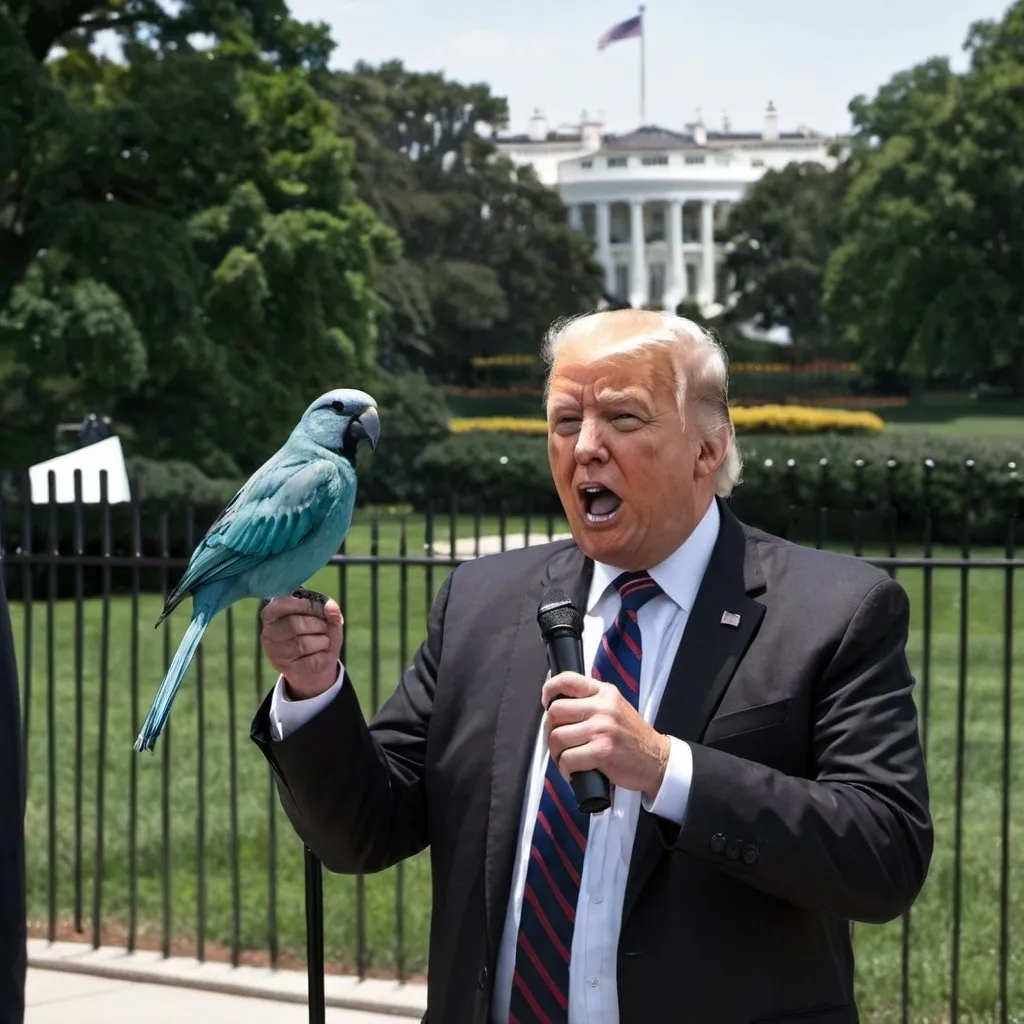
top-left (27, 968), bottom-right (407, 1023)
top-left (27, 939), bottom-right (428, 1022)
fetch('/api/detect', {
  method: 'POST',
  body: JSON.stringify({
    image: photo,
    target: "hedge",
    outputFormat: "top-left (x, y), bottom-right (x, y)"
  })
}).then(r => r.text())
top-left (375, 432), bottom-right (1022, 546)
top-left (3, 422), bottom-right (1020, 601)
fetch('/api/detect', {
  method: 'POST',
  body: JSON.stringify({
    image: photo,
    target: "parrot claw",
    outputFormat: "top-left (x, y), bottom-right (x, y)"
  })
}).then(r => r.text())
top-left (292, 587), bottom-right (329, 619)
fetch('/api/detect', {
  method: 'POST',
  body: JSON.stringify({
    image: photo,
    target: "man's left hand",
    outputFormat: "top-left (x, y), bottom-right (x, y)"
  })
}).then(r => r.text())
top-left (542, 672), bottom-right (670, 800)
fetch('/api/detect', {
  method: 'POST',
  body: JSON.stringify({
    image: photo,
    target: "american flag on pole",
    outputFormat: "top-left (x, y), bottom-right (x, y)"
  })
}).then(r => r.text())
top-left (597, 12), bottom-right (643, 51)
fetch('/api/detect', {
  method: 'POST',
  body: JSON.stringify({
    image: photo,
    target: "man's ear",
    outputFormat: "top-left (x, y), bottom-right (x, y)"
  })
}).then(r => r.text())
top-left (694, 428), bottom-right (729, 480)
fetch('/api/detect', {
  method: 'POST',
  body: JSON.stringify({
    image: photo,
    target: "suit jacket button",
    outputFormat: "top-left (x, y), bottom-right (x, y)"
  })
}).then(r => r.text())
top-left (478, 966), bottom-right (488, 988)
top-left (742, 844), bottom-right (759, 865)
top-left (725, 839), bottom-right (741, 860)
top-left (710, 833), bottom-right (726, 854)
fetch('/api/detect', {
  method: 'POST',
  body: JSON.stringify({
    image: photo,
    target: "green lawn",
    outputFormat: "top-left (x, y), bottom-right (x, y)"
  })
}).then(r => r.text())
top-left (9, 513), bottom-right (1024, 1022)
top-left (875, 397), bottom-right (1024, 441)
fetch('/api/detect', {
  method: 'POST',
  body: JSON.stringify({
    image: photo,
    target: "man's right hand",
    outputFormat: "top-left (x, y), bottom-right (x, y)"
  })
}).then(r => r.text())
top-left (261, 594), bottom-right (344, 699)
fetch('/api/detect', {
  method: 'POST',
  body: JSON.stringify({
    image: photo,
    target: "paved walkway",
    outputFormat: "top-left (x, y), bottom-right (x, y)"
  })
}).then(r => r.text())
top-left (427, 531), bottom-right (571, 557)
top-left (27, 968), bottom-right (404, 1023)
top-left (27, 939), bottom-right (427, 1022)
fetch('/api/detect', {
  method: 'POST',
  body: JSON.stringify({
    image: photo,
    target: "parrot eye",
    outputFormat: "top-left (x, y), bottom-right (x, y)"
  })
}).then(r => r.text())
top-left (330, 400), bottom-right (346, 414)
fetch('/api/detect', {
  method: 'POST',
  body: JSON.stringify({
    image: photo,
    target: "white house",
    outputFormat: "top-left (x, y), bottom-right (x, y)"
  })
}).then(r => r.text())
top-left (494, 103), bottom-right (842, 315)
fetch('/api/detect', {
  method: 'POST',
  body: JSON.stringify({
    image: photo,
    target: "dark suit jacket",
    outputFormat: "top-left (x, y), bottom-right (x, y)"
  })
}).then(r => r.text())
top-left (0, 575), bottom-right (26, 1024)
top-left (251, 499), bottom-right (933, 1024)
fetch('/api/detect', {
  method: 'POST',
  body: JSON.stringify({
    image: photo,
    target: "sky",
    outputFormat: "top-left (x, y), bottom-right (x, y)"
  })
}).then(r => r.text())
top-left (286, 0), bottom-right (1012, 137)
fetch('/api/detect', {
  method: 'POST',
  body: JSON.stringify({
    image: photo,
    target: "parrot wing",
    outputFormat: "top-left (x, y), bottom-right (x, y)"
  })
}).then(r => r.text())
top-left (156, 454), bottom-right (345, 624)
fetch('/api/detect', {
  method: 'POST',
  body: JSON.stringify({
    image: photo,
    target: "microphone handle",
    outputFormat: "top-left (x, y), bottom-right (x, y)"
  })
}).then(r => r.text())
top-left (545, 632), bottom-right (611, 815)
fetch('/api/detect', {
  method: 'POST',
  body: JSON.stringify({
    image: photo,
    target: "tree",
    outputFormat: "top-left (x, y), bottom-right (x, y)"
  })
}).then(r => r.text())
top-left (323, 61), bottom-right (605, 381)
top-left (0, 1), bottom-right (397, 470)
top-left (824, 2), bottom-right (1024, 393)
top-left (720, 160), bottom-right (848, 355)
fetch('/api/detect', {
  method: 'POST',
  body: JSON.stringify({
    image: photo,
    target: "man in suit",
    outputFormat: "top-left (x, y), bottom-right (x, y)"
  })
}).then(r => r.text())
top-left (251, 309), bottom-right (933, 1023)
top-left (0, 574), bottom-right (26, 1024)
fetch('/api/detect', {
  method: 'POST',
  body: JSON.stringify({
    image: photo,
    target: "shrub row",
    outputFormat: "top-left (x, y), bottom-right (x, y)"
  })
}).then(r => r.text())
top-left (4, 433), bottom-right (1020, 565)
top-left (2, 366), bottom-right (1020, 603)
top-left (366, 431), bottom-right (1022, 546)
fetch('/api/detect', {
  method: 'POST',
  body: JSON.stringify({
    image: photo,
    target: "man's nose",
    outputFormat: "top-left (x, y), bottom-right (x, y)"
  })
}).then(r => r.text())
top-left (574, 418), bottom-right (607, 464)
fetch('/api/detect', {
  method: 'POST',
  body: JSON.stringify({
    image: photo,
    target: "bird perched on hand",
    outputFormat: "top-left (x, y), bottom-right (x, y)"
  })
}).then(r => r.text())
top-left (133, 388), bottom-right (380, 753)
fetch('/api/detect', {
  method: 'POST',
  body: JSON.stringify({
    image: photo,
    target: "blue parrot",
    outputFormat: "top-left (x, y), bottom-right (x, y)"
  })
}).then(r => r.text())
top-left (133, 388), bottom-right (380, 753)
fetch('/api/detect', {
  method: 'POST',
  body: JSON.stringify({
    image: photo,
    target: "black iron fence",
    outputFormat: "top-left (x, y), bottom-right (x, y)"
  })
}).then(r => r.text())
top-left (2, 466), bottom-right (1022, 1024)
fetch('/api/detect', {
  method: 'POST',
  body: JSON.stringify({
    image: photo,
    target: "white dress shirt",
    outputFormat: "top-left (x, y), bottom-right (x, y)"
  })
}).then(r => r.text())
top-left (268, 500), bottom-right (721, 1024)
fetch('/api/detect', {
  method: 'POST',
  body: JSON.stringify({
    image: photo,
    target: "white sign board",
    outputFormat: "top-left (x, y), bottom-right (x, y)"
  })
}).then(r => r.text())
top-left (28, 436), bottom-right (132, 505)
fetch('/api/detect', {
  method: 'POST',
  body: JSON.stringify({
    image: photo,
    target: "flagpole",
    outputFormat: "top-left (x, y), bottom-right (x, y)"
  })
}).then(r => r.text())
top-left (639, 4), bottom-right (646, 124)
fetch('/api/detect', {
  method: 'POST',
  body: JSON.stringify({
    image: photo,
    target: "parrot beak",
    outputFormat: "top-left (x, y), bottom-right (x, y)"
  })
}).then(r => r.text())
top-left (346, 405), bottom-right (380, 452)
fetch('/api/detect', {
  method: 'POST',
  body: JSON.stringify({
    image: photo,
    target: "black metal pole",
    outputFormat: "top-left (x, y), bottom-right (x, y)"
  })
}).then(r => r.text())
top-left (304, 845), bottom-right (326, 1024)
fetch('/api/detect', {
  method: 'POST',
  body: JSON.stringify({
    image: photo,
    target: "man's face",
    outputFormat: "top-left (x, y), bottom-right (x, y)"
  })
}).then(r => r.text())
top-left (546, 320), bottom-right (721, 570)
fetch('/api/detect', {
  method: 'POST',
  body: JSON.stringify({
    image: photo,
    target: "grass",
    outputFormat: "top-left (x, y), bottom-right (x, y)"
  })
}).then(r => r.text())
top-left (874, 397), bottom-right (1024, 442)
top-left (9, 512), bottom-right (1024, 1022)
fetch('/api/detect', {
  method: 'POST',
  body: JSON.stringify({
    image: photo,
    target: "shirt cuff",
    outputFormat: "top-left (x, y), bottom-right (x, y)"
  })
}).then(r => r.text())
top-left (268, 660), bottom-right (345, 742)
top-left (642, 736), bottom-right (693, 824)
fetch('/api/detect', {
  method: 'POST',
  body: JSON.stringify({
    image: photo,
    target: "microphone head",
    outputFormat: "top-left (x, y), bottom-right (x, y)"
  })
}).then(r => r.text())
top-left (537, 587), bottom-right (584, 641)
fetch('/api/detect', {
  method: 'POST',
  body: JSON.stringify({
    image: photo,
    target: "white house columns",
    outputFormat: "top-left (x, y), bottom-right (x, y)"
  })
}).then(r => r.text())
top-left (628, 201), bottom-right (648, 309)
top-left (595, 201), bottom-right (614, 296)
top-left (699, 200), bottom-right (716, 307)
top-left (666, 199), bottom-right (686, 309)
top-left (567, 197), bottom-right (722, 311)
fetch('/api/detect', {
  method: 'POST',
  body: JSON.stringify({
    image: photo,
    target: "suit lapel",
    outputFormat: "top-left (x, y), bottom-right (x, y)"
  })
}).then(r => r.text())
top-left (483, 542), bottom-right (592, 961)
top-left (622, 500), bottom-right (766, 925)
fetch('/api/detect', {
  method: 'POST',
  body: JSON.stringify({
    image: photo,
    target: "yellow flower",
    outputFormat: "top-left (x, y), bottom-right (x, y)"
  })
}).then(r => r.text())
top-left (729, 405), bottom-right (884, 434)
top-left (449, 417), bottom-right (548, 434)
top-left (449, 405), bottom-right (884, 437)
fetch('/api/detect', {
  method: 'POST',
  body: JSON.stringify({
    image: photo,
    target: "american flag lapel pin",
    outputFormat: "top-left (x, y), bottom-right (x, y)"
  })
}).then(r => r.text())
top-left (720, 611), bottom-right (741, 628)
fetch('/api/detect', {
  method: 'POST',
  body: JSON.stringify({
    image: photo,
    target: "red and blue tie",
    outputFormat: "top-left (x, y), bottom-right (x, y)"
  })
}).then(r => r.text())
top-left (508, 570), bottom-right (663, 1023)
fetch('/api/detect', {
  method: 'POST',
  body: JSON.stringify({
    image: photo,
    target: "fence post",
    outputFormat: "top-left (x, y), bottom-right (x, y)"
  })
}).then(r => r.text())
top-left (304, 845), bottom-right (326, 1024)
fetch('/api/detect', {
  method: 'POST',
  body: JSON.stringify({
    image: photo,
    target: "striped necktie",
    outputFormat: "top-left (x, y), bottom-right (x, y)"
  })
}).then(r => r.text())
top-left (508, 570), bottom-right (663, 1023)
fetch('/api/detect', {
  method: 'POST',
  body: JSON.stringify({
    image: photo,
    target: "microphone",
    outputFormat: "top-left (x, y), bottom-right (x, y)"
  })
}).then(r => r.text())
top-left (536, 587), bottom-right (611, 814)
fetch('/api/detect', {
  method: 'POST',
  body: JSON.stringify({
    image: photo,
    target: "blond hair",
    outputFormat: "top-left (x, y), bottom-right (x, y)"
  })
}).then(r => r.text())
top-left (540, 309), bottom-right (743, 497)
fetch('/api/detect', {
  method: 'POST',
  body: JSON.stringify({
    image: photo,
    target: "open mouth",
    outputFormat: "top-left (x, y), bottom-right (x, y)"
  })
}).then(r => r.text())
top-left (579, 484), bottom-right (624, 524)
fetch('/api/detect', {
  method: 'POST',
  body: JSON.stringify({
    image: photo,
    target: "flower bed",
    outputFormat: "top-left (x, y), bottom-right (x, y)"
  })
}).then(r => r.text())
top-left (449, 405), bottom-right (885, 436)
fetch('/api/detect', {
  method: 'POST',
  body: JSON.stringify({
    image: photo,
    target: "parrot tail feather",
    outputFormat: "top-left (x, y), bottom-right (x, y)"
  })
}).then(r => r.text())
top-left (134, 610), bottom-right (211, 753)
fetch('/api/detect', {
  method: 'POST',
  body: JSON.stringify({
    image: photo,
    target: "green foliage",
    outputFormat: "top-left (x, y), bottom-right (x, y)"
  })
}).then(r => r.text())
top-left (673, 298), bottom-right (784, 364)
top-left (127, 456), bottom-right (242, 507)
top-left (730, 434), bottom-right (1022, 545)
top-left (0, 1), bottom-right (397, 473)
top-left (356, 429), bottom-right (1021, 545)
top-left (323, 61), bottom-right (605, 381)
top-left (824, 2), bottom-right (1024, 393)
top-left (358, 371), bottom-right (454, 505)
top-left (721, 161), bottom-right (848, 353)
top-left (416, 432), bottom-right (555, 509)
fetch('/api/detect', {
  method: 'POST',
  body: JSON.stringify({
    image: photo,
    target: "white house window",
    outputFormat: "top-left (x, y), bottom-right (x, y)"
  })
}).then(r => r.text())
top-left (686, 263), bottom-right (698, 296)
top-left (580, 159), bottom-right (593, 169)
top-left (607, 157), bottom-right (627, 168)
top-left (641, 155), bottom-right (668, 166)
top-left (647, 209), bottom-right (665, 242)
top-left (614, 264), bottom-right (629, 299)
top-left (648, 262), bottom-right (666, 306)
top-left (684, 155), bottom-right (705, 165)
